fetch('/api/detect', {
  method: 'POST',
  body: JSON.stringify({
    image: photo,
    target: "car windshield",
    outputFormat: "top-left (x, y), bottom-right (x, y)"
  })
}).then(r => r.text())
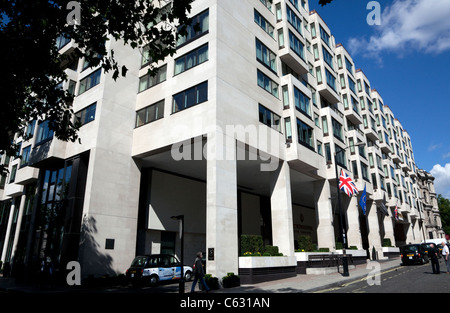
top-left (130, 256), bottom-right (148, 267)
top-left (403, 246), bottom-right (418, 253)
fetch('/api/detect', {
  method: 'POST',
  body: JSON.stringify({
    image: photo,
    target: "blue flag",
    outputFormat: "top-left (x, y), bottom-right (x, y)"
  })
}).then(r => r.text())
top-left (359, 184), bottom-right (367, 215)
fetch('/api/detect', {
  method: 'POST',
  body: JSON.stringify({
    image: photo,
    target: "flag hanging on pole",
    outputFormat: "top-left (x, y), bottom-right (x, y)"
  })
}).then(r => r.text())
top-left (394, 202), bottom-right (399, 221)
top-left (339, 169), bottom-right (358, 197)
top-left (359, 184), bottom-right (367, 215)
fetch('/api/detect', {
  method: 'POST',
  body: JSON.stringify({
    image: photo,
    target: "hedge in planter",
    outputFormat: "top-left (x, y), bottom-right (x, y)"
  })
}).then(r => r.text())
top-left (202, 274), bottom-right (219, 290)
top-left (222, 272), bottom-right (240, 288)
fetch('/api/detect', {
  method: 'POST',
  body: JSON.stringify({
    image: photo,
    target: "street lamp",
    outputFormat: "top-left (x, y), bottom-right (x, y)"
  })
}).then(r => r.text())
top-left (171, 215), bottom-right (185, 293)
top-left (334, 142), bottom-right (364, 277)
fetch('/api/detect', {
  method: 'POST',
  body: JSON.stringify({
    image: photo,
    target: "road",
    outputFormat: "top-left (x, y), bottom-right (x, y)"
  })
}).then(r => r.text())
top-left (315, 260), bottom-right (450, 293)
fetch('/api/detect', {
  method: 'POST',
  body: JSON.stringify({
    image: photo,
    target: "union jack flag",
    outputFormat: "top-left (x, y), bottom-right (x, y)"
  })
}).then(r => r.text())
top-left (339, 169), bottom-right (358, 197)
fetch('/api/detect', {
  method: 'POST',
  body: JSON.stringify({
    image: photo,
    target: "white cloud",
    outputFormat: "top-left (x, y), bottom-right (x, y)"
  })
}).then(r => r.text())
top-left (348, 0), bottom-right (450, 58)
top-left (430, 163), bottom-right (450, 199)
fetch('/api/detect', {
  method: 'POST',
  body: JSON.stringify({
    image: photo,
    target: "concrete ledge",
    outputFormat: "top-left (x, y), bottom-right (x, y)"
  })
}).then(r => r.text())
top-left (238, 256), bottom-right (297, 284)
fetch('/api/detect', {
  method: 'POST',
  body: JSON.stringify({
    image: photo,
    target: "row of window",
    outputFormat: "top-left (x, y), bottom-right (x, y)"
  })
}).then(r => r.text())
top-left (138, 9), bottom-right (210, 94)
top-left (136, 81), bottom-right (208, 128)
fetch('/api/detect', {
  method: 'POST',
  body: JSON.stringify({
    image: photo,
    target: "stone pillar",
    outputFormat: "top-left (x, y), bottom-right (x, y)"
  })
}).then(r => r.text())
top-left (10, 192), bottom-right (27, 262)
top-left (206, 130), bottom-right (238, 279)
top-left (383, 215), bottom-right (395, 247)
top-left (366, 201), bottom-right (382, 257)
top-left (1, 198), bottom-right (16, 263)
top-left (314, 180), bottom-right (335, 251)
top-left (270, 161), bottom-right (295, 256)
top-left (346, 196), bottom-right (362, 249)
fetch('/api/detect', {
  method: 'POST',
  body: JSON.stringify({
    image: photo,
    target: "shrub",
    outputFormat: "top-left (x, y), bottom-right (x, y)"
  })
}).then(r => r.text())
top-left (298, 235), bottom-right (314, 252)
top-left (204, 274), bottom-right (219, 290)
top-left (382, 238), bottom-right (392, 247)
top-left (240, 235), bottom-right (264, 255)
top-left (318, 247), bottom-right (330, 252)
top-left (222, 272), bottom-right (240, 288)
top-left (264, 245), bottom-right (280, 256)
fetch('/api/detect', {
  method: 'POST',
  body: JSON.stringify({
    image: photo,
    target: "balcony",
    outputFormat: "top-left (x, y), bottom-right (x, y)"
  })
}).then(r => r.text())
top-left (378, 139), bottom-right (392, 154)
top-left (317, 79), bottom-right (340, 105)
top-left (279, 50), bottom-right (309, 76)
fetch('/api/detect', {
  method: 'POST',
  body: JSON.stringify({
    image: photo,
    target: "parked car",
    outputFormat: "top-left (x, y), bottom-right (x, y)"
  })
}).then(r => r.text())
top-left (125, 254), bottom-right (193, 286)
top-left (401, 244), bottom-right (429, 265)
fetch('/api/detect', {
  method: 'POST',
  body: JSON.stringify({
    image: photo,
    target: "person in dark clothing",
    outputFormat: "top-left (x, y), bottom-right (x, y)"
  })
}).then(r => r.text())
top-left (429, 244), bottom-right (440, 274)
top-left (190, 252), bottom-right (210, 293)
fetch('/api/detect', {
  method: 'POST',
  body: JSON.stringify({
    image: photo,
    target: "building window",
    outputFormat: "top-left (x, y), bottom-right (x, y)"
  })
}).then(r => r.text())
top-left (25, 120), bottom-right (36, 139)
top-left (325, 68), bottom-right (336, 91)
top-left (21, 145), bottom-right (31, 167)
top-left (322, 46), bottom-right (333, 69)
top-left (319, 25), bottom-right (330, 46)
top-left (256, 38), bottom-right (277, 73)
top-left (348, 77), bottom-right (356, 94)
top-left (138, 65), bottom-right (167, 92)
top-left (335, 145), bottom-right (346, 168)
top-left (259, 104), bottom-right (281, 132)
top-left (257, 70), bottom-right (279, 98)
top-left (136, 100), bottom-right (165, 127)
top-left (75, 102), bottom-right (96, 126)
top-left (278, 29), bottom-right (285, 48)
top-left (289, 31), bottom-right (305, 60)
top-left (254, 9), bottom-right (274, 38)
top-left (297, 119), bottom-right (314, 150)
top-left (260, 0), bottom-right (272, 11)
top-left (286, 5), bottom-right (302, 35)
top-left (173, 81), bottom-right (208, 113)
top-left (78, 69), bottom-right (101, 95)
top-left (293, 86), bottom-right (311, 117)
top-left (174, 44), bottom-right (208, 75)
top-left (36, 120), bottom-right (54, 145)
top-left (141, 46), bottom-right (151, 68)
top-left (177, 9), bottom-right (209, 47)
top-left (361, 162), bottom-right (369, 181)
top-left (331, 118), bottom-right (343, 142)
top-left (285, 117), bottom-right (292, 141)
top-left (56, 35), bottom-right (71, 50)
top-left (9, 165), bottom-right (17, 183)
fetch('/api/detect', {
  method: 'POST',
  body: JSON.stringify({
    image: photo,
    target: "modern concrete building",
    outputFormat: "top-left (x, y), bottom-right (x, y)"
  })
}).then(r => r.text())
top-left (0, 0), bottom-right (443, 283)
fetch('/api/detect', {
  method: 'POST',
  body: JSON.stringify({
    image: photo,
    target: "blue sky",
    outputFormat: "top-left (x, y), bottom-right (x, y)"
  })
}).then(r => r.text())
top-left (308, 0), bottom-right (450, 198)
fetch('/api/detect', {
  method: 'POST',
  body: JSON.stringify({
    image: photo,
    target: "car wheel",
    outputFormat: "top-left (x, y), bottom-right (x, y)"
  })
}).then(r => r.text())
top-left (185, 270), bottom-right (192, 282)
top-left (149, 275), bottom-right (159, 287)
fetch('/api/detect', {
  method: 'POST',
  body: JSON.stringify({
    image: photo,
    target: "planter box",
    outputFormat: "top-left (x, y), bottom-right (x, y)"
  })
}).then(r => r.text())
top-left (238, 256), bottom-right (297, 284)
top-left (382, 247), bottom-right (400, 258)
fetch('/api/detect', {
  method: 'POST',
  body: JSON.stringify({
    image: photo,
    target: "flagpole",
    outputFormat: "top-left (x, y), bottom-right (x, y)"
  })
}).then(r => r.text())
top-left (334, 142), bottom-right (364, 277)
top-left (334, 154), bottom-right (349, 277)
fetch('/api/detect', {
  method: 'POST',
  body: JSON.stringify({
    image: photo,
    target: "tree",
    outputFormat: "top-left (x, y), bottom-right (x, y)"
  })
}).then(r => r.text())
top-left (0, 0), bottom-right (194, 174)
top-left (319, 0), bottom-right (334, 6)
top-left (437, 194), bottom-right (450, 236)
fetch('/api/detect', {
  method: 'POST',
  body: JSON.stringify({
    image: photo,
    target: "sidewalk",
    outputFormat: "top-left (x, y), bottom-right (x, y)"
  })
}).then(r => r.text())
top-left (0, 257), bottom-right (402, 294)
top-left (212, 257), bottom-right (402, 293)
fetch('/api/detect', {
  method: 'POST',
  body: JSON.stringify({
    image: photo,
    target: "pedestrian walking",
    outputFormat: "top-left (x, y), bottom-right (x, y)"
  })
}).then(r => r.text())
top-left (190, 252), bottom-right (210, 293)
top-left (429, 244), bottom-right (440, 274)
top-left (441, 242), bottom-right (450, 274)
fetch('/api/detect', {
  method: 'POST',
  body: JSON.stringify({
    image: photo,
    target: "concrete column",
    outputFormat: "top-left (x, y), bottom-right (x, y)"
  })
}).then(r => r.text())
top-left (270, 161), bottom-right (295, 256)
top-left (314, 180), bottom-right (335, 251)
top-left (383, 215), bottom-right (395, 247)
top-left (206, 130), bottom-right (238, 279)
top-left (346, 196), bottom-right (362, 249)
top-left (10, 192), bottom-right (27, 262)
top-left (366, 201), bottom-right (382, 257)
top-left (1, 198), bottom-right (16, 263)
